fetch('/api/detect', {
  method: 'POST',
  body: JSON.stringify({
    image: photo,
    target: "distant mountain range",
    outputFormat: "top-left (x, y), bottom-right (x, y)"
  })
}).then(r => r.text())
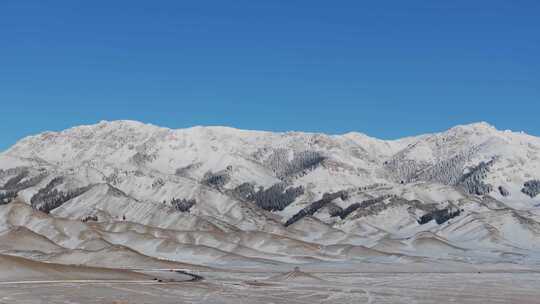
top-left (1, 120), bottom-right (540, 269)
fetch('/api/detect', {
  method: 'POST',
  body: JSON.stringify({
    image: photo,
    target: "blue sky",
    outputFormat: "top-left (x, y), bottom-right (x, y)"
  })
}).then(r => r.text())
top-left (1, 1), bottom-right (539, 150)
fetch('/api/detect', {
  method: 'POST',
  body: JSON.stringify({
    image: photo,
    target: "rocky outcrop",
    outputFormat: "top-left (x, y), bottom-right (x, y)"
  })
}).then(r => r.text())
top-left (30, 177), bottom-right (92, 213)
top-left (522, 180), bottom-right (540, 198)
top-left (285, 191), bottom-right (347, 226)
top-left (169, 198), bottom-right (196, 212)
top-left (202, 170), bottom-right (231, 189)
top-left (253, 184), bottom-right (304, 212)
top-left (265, 149), bottom-right (325, 180)
top-left (498, 186), bottom-right (510, 197)
top-left (418, 208), bottom-right (462, 225)
top-left (458, 160), bottom-right (495, 195)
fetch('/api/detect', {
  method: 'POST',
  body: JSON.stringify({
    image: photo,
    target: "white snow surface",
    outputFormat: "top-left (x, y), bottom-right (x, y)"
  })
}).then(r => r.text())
top-left (1, 120), bottom-right (540, 269)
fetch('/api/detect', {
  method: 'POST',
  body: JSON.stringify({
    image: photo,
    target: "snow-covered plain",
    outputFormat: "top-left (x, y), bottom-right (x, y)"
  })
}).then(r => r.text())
top-left (1, 121), bottom-right (540, 302)
top-left (1, 269), bottom-right (540, 304)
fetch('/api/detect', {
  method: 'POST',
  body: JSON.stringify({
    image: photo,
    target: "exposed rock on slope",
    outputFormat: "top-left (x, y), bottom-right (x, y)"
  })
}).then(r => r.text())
top-left (522, 180), bottom-right (540, 198)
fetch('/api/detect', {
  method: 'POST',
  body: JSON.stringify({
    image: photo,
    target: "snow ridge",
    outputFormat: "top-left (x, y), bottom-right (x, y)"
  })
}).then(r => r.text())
top-left (1, 120), bottom-right (540, 268)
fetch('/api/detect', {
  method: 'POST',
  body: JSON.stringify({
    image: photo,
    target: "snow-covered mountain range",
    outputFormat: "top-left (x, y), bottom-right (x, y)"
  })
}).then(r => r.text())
top-left (1, 120), bottom-right (540, 270)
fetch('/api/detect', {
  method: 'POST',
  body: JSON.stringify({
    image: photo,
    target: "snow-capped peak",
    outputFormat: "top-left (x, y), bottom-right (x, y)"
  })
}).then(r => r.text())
top-left (1, 120), bottom-right (540, 270)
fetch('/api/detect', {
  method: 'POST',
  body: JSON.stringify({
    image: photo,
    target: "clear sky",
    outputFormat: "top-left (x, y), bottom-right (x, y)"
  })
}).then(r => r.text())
top-left (1, 1), bottom-right (539, 150)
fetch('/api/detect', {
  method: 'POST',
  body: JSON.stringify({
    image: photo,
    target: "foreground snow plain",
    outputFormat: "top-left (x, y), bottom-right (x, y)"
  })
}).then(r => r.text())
top-left (1, 270), bottom-right (540, 303)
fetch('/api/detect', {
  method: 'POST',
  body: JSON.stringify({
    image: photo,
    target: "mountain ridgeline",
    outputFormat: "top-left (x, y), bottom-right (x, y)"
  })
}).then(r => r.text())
top-left (1, 120), bottom-right (540, 267)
